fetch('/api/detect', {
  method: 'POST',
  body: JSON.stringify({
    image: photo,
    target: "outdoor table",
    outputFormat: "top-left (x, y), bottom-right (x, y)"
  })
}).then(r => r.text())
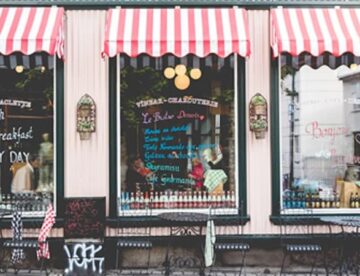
top-left (158, 212), bottom-right (208, 276)
top-left (320, 216), bottom-right (360, 275)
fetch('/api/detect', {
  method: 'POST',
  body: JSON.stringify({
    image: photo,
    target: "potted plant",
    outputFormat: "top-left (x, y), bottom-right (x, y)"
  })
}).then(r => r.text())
top-left (250, 118), bottom-right (268, 139)
top-left (77, 119), bottom-right (95, 140)
top-left (251, 94), bottom-right (267, 115)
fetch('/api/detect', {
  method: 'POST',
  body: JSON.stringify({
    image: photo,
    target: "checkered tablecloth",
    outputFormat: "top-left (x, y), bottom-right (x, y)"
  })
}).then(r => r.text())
top-left (204, 170), bottom-right (228, 192)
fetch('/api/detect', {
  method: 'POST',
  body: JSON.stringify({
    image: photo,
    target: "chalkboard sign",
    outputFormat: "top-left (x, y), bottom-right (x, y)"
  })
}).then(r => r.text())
top-left (64, 197), bottom-right (105, 239)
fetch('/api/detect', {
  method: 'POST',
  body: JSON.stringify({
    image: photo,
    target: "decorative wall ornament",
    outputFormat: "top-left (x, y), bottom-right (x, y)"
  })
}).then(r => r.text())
top-left (249, 93), bottom-right (268, 139)
top-left (77, 94), bottom-right (96, 140)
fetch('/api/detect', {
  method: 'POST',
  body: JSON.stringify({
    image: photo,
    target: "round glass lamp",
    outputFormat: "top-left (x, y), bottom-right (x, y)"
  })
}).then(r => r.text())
top-left (175, 64), bottom-right (187, 76)
top-left (15, 65), bottom-right (24, 73)
top-left (175, 75), bottom-right (190, 90)
top-left (164, 67), bottom-right (175, 79)
top-left (190, 68), bottom-right (202, 80)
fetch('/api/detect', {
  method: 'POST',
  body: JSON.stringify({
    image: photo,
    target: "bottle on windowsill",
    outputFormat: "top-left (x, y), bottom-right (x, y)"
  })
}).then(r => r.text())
top-left (354, 193), bottom-right (360, 208)
top-left (129, 192), bottom-right (135, 210)
top-left (335, 192), bottom-right (340, 208)
top-left (179, 191), bottom-right (185, 209)
top-left (350, 192), bottom-right (355, 208)
top-left (144, 192), bottom-right (149, 210)
top-left (230, 191), bottom-right (236, 208)
top-left (140, 192), bottom-right (145, 209)
top-left (149, 192), bottom-right (154, 209)
top-left (183, 191), bottom-right (189, 209)
top-left (188, 191), bottom-right (194, 209)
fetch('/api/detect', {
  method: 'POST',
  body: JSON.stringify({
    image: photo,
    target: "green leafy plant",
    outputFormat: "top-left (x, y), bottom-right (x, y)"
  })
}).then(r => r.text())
top-left (77, 120), bottom-right (94, 132)
top-left (250, 119), bottom-right (268, 130)
top-left (79, 96), bottom-right (93, 106)
top-left (251, 94), bottom-right (266, 106)
top-left (211, 89), bottom-right (234, 104)
top-left (121, 66), bottom-right (168, 127)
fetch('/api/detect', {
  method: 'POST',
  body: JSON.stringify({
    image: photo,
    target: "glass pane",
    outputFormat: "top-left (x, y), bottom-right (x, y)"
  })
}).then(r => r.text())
top-left (0, 55), bottom-right (54, 215)
top-left (280, 57), bottom-right (360, 211)
top-left (119, 54), bottom-right (237, 213)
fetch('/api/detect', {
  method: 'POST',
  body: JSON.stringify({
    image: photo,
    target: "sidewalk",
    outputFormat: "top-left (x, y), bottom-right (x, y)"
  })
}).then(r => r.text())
top-left (0, 267), bottom-right (346, 275)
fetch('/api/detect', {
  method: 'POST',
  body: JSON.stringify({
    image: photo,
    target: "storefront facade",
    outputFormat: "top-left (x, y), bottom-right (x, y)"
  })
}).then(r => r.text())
top-left (1, 0), bottom-right (360, 270)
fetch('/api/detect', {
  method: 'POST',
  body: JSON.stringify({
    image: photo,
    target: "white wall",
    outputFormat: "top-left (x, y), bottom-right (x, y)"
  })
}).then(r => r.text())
top-left (64, 11), bottom-right (109, 211)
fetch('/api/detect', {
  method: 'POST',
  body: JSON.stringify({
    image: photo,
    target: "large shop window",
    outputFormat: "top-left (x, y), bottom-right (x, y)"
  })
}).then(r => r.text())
top-left (103, 8), bottom-right (250, 216)
top-left (118, 54), bottom-right (239, 213)
top-left (0, 7), bottom-right (64, 216)
top-left (271, 8), bottom-right (360, 214)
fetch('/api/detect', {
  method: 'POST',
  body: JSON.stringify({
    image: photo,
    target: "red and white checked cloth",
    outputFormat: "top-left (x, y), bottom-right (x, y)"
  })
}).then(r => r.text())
top-left (37, 204), bottom-right (55, 260)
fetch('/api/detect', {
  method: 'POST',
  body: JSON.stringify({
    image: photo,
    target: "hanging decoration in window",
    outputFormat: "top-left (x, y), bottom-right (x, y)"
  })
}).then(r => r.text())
top-left (164, 65), bottom-right (202, 90)
top-left (77, 94), bottom-right (96, 140)
top-left (249, 93), bottom-right (268, 139)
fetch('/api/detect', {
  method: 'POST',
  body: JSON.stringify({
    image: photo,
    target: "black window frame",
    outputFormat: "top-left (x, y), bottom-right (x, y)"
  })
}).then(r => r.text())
top-left (270, 56), bottom-right (360, 224)
top-left (0, 57), bottom-right (65, 227)
top-left (108, 55), bottom-right (249, 227)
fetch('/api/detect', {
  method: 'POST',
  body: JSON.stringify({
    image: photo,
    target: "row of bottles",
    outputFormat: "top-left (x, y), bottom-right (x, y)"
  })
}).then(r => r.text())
top-left (0, 193), bottom-right (52, 212)
top-left (119, 190), bottom-right (236, 210)
top-left (283, 191), bottom-right (341, 209)
top-left (349, 192), bottom-right (360, 208)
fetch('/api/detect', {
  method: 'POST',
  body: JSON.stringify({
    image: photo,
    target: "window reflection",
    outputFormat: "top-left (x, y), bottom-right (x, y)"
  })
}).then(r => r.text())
top-left (281, 54), bottom-right (360, 211)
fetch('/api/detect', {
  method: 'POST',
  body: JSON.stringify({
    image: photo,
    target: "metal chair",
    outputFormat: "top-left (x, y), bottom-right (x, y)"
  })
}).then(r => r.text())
top-left (115, 201), bottom-right (153, 275)
top-left (2, 194), bottom-right (52, 275)
top-left (211, 201), bottom-right (250, 275)
top-left (279, 208), bottom-right (328, 275)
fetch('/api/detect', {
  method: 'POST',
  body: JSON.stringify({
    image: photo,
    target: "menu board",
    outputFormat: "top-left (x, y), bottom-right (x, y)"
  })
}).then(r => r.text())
top-left (64, 197), bottom-right (105, 239)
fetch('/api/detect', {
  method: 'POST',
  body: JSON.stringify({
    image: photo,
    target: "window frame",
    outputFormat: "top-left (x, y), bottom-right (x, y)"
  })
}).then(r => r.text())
top-left (271, 56), bottom-right (360, 222)
top-left (0, 56), bottom-right (64, 226)
top-left (109, 55), bottom-right (248, 226)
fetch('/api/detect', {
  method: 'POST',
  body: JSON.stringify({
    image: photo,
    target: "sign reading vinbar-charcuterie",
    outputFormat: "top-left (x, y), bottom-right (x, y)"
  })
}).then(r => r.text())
top-left (120, 57), bottom-right (237, 211)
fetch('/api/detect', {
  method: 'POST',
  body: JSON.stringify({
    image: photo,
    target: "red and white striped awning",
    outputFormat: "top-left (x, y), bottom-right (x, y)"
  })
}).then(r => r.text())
top-left (0, 7), bottom-right (65, 58)
top-left (103, 8), bottom-right (251, 58)
top-left (271, 8), bottom-right (360, 57)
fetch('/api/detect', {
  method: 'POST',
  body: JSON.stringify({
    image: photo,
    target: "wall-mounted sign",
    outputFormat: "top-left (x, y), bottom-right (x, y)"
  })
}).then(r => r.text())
top-left (64, 197), bottom-right (105, 239)
top-left (249, 93), bottom-right (268, 139)
top-left (76, 94), bottom-right (96, 140)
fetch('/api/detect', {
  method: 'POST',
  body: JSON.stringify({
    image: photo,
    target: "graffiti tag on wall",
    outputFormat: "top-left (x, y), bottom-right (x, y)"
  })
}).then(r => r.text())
top-left (64, 243), bottom-right (104, 275)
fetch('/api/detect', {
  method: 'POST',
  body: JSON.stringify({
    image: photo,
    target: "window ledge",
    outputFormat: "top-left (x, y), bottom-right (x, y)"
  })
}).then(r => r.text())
top-left (270, 214), bottom-right (360, 225)
top-left (106, 215), bottom-right (250, 228)
top-left (0, 217), bottom-right (64, 228)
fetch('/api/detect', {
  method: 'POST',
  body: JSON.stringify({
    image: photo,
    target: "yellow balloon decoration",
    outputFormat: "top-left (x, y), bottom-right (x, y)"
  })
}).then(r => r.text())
top-left (190, 68), bottom-right (202, 80)
top-left (164, 67), bottom-right (176, 79)
top-left (175, 64), bottom-right (187, 76)
top-left (174, 75), bottom-right (190, 90)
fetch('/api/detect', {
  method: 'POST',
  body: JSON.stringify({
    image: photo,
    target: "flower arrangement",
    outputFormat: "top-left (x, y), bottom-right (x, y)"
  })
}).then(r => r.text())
top-left (250, 118), bottom-right (267, 139)
top-left (250, 118), bottom-right (268, 130)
